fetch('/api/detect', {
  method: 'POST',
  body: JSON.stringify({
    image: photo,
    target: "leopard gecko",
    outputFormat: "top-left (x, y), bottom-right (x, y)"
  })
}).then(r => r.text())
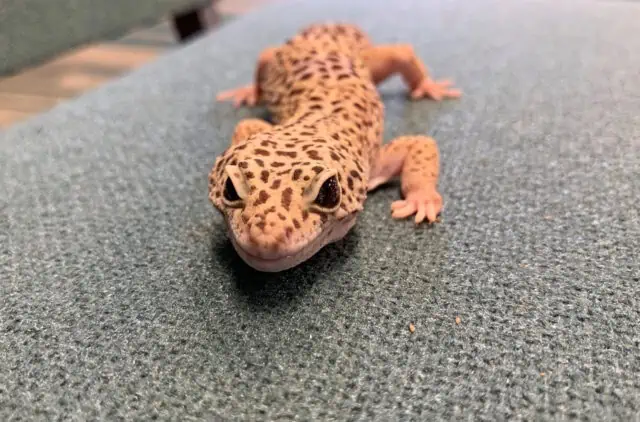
top-left (209, 23), bottom-right (461, 272)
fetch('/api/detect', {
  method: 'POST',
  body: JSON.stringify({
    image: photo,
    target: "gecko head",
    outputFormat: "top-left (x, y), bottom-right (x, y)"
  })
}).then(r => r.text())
top-left (208, 152), bottom-right (360, 272)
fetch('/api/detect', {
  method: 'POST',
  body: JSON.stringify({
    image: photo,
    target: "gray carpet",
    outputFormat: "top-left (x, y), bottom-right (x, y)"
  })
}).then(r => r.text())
top-left (1, 0), bottom-right (639, 420)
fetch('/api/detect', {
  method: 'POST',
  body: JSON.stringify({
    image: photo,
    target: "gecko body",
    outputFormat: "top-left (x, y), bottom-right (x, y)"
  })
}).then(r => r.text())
top-left (209, 23), bottom-right (461, 272)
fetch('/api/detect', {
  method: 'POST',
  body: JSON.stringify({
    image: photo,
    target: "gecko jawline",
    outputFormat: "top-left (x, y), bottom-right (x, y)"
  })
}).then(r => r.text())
top-left (227, 214), bottom-right (357, 272)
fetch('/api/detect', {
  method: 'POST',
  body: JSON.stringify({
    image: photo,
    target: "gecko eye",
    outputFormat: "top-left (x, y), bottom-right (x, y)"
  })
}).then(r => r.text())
top-left (223, 177), bottom-right (241, 203)
top-left (313, 175), bottom-right (340, 210)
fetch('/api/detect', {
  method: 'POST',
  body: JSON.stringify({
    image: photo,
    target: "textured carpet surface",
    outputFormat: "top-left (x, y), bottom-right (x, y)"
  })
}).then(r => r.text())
top-left (1, 0), bottom-right (639, 420)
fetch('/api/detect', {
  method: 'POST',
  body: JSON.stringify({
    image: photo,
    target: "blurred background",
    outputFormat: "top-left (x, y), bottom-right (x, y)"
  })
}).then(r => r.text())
top-left (0, 0), bottom-right (281, 129)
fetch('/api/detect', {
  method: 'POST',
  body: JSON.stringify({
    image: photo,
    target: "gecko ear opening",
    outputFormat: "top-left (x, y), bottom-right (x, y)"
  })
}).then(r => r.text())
top-left (306, 168), bottom-right (341, 212)
top-left (222, 165), bottom-right (249, 207)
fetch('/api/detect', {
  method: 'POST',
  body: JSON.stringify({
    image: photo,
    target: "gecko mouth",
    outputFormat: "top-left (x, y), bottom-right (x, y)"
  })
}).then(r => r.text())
top-left (227, 215), bottom-right (357, 273)
top-left (228, 229), bottom-right (328, 273)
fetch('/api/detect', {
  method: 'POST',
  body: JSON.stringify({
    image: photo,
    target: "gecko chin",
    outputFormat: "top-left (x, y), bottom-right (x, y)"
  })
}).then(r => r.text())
top-left (228, 215), bottom-right (357, 273)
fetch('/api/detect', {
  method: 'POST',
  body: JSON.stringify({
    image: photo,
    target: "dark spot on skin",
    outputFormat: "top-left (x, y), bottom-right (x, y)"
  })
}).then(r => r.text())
top-left (337, 74), bottom-right (350, 80)
top-left (285, 143), bottom-right (295, 148)
top-left (358, 188), bottom-right (365, 195)
top-left (270, 179), bottom-right (281, 189)
top-left (313, 138), bottom-right (326, 144)
top-left (276, 151), bottom-right (297, 158)
top-left (290, 88), bottom-right (304, 96)
top-left (331, 64), bottom-right (342, 71)
top-left (307, 150), bottom-right (321, 160)
top-left (255, 159), bottom-right (265, 167)
top-left (312, 166), bottom-right (324, 174)
top-left (255, 149), bottom-right (270, 156)
top-left (299, 132), bottom-right (314, 136)
top-left (236, 144), bottom-right (248, 151)
top-left (242, 214), bottom-right (250, 224)
top-left (245, 171), bottom-right (255, 179)
top-left (293, 219), bottom-right (301, 229)
top-left (292, 67), bottom-right (306, 77)
top-left (254, 190), bottom-right (270, 206)
top-left (303, 175), bottom-right (310, 181)
top-left (300, 73), bottom-right (313, 81)
top-left (261, 171), bottom-right (269, 183)
top-left (261, 140), bottom-right (276, 148)
top-left (285, 227), bottom-right (294, 238)
top-left (309, 96), bottom-right (323, 101)
top-left (256, 221), bottom-right (267, 231)
top-left (331, 133), bottom-right (340, 140)
top-left (302, 210), bottom-right (309, 221)
top-left (309, 104), bottom-right (323, 110)
top-left (277, 170), bottom-right (290, 176)
top-left (238, 162), bottom-right (248, 169)
top-left (292, 169), bottom-right (303, 181)
top-left (271, 162), bottom-right (285, 168)
top-left (281, 187), bottom-right (293, 211)
top-left (347, 177), bottom-right (354, 190)
top-left (350, 170), bottom-right (361, 180)
top-left (277, 213), bottom-right (287, 221)
top-left (299, 111), bottom-right (314, 120)
top-left (333, 107), bottom-right (345, 114)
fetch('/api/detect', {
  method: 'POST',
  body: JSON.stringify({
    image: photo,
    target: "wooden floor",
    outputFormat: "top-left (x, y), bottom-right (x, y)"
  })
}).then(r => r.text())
top-left (0, 0), bottom-right (281, 129)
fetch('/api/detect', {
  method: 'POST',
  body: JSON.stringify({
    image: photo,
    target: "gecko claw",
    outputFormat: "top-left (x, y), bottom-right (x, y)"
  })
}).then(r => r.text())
top-left (391, 189), bottom-right (443, 224)
top-left (216, 84), bottom-right (258, 108)
top-left (410, 78), bottom-right (462, 101)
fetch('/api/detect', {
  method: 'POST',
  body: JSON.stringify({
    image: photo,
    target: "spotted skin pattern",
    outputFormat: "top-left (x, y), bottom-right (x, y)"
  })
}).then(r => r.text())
top-left (210, 23), bottom-right (461, 272)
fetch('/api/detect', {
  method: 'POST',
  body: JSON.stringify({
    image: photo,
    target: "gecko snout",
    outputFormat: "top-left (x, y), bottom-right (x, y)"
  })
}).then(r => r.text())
top-left (236, 211), bottom-right (297, 258)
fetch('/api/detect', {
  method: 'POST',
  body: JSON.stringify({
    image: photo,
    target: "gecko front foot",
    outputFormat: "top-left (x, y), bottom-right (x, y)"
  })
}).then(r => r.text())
top-left (391, 189), bottom-right (442, 224)
top-left (216, 84), bottom-right (258, 107)
top-left (410, 78), bottom-right (461, 101)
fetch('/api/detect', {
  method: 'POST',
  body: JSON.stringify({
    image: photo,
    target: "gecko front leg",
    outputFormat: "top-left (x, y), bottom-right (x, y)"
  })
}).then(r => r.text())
top-left (216, 47), bottom-right (278, 107)
top-left (231, 118), bottom-right (272, 145)
top-left (361, 44), bottom-right (461, 100)
top-left (368, 135), bottom-right (442, 224)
